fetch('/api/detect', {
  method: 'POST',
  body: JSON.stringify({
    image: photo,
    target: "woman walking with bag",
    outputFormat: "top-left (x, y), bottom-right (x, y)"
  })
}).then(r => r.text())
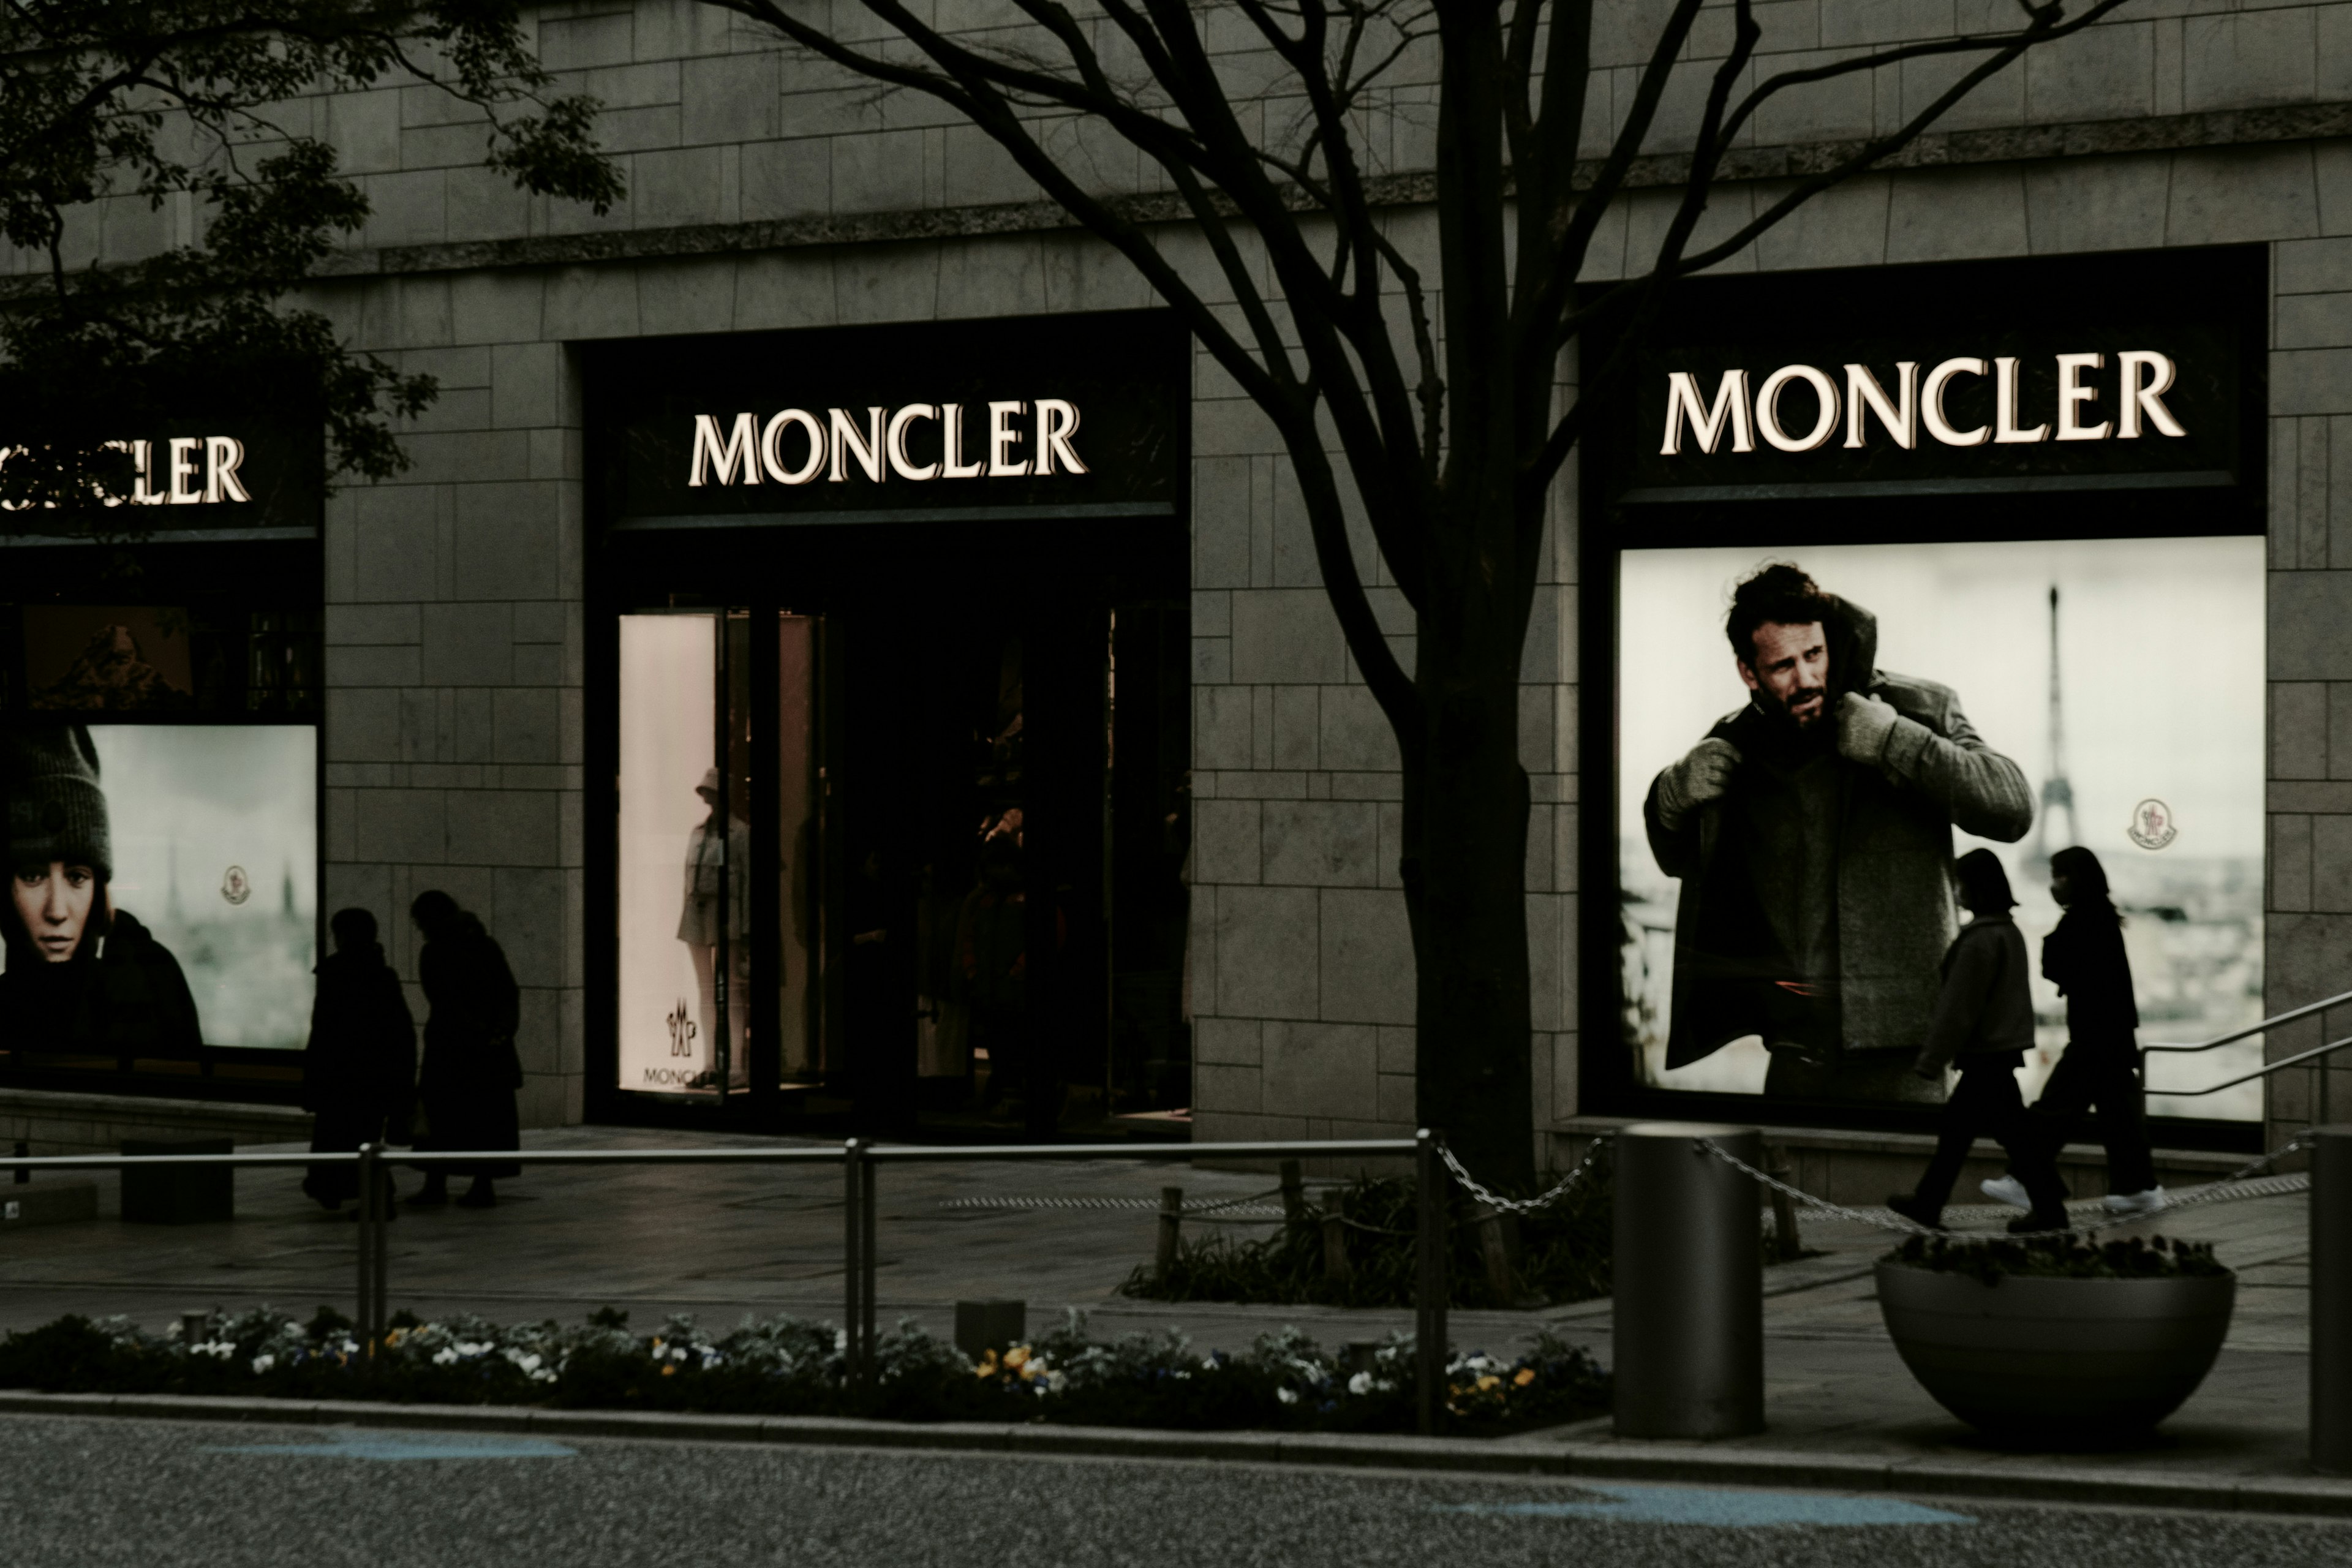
top-left (407, 890), bottom-right (522, 1210)
top-left (1889, 850), bottom-right (2071, 1234)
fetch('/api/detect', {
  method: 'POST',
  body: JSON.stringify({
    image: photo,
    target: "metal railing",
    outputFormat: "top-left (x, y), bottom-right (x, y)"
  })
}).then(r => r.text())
top-left (2141, 988), bottom-right (2352, 1120)
top-left (0, 1131), bottom-right (1453, 1434)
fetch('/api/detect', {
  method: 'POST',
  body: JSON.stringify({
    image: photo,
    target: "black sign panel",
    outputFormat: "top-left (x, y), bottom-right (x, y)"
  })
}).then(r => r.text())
top-left (586, 310), bottom-right (1189, 528)
top-left (1603, 249), bottom-right (2257, 505)
top-left (0, 415), bottom-right (323, 536)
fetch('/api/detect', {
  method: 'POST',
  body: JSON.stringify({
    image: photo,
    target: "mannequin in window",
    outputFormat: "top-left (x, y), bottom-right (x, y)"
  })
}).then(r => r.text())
top-left (678, 767), bottom-right (750, 1090)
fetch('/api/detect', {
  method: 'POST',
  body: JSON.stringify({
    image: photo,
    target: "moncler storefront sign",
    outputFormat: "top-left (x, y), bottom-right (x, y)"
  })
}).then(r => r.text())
top-left (587, 310), bottom-right (1186, 528)
top-left (0, 435), bottom-right (249, 510)
top-left (1660, 352), bottom-right (2187, 456)
top-left (687, 399), bottom-right (1087, 488)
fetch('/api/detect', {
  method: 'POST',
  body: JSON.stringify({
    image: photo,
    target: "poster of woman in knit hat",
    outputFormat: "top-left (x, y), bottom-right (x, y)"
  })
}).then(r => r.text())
top-left (2, 722), bottom-right (316, 1055)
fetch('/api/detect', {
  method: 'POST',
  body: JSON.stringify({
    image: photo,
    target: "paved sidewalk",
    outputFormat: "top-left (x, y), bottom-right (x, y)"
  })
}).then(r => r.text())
top-left (0, 1125), bottom-right (2326, 1497)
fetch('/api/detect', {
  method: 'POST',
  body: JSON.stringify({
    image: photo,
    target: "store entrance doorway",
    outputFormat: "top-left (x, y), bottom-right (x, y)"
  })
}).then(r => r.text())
top-left (601, 518), bottom-right (1189, 1140)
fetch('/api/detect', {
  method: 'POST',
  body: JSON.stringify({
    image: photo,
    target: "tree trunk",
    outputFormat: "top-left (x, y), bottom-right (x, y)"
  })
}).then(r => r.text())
top-left (1406, 585), bottom-right (1536, 1189)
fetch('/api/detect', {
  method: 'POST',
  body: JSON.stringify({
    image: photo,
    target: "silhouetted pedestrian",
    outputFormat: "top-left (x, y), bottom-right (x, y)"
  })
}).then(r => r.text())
top-left (301, 907), bottom-right (416, 1213)
top-left (1889, 850), bottom-right (2070, 1234)
top-left (406, 891), bottom-right (521, 1210)
top-left (1982, 846), bottom-right (2163, 1218)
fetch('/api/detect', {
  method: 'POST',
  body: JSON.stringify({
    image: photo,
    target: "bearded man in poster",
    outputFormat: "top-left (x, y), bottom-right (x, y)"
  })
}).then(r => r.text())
top-left (1644, 562), bottom-right (2033, 1101)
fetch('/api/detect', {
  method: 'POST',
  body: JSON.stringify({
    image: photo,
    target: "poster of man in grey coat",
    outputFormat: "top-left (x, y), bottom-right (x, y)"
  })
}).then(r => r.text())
top-left (1642, 562), bottom-right (2032, 1102)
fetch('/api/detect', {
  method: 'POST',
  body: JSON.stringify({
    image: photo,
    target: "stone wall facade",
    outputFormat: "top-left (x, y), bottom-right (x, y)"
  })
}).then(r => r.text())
top-left (14, 2), bottom-right (2346, 1156)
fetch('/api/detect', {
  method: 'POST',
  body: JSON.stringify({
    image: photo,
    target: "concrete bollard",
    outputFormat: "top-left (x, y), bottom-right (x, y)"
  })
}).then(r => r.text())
top-left (1613, 1121), bottom-right (1765, 1439)
top-left (2314, 1126), bottom-right (2352, 1474)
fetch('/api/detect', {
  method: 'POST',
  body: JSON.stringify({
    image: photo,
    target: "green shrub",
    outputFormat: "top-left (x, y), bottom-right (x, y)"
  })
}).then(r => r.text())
top-left (1121, 1161), bottom-right (1613, 1311)
top-left (1885, 1233), bottom-right (2229, 1285)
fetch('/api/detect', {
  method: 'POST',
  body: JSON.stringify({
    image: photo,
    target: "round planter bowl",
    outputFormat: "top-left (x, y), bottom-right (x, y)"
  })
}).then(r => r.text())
top-left (1875, 1260), bottom-right (2235, 1441)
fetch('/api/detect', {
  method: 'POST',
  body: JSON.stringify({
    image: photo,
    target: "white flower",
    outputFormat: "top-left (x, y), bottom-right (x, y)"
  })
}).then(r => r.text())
top-left (453, 1341), bottom-right (489, 1359)
top-left (834, 1329), bottom-right (849, 1352)
top-left (1046, 1370), bottom-right (1066, 1393)
top-left (506, 1351), bottom-right (543, 1374)
top-left (1276, 1387), bottom-right (1300, 1406)
top-left (1348, 1371), bottom-right (1374, 1396)
top-left (432, 1348), bottom-right (459, 1366)
top-left (190, 1341), bottom-right (235, 1360)
top-left (250, 1355), bottom-right (275, 1375)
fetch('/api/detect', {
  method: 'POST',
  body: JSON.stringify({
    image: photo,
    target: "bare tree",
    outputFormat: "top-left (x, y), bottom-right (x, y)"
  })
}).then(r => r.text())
top-left (699, 0), bottom-right (2129, 1183)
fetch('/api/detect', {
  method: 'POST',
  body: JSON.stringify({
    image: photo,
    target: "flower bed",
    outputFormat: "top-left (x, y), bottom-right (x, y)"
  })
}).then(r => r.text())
top-left (0, 1306), bottom-right (1609, 1436)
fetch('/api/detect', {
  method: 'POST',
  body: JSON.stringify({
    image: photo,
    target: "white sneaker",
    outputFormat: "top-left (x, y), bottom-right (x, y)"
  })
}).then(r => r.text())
top-left (2101, 1186), bottom-right (2167, 1216)
top-left (1979, 1175), bottom-right (2032, 1210)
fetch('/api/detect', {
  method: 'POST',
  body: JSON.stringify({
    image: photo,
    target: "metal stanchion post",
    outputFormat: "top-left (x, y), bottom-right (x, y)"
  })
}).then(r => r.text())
top-left (356, 1144), bottom-right (379, 1348)
top-left (1156, 1186), bottom-right (1184, 1280)
top-left (1414, 1128), bottom-right (1447, 1437)
top-left (842, 1139), bottom-right (864, 1385)
top-left (371, 1153), bottom-right (390, 1340)
top-left (2313, 1125), bottom-right (2352, 1473)
top-left (1613, 1122), bottom-right (1764, 1439)
top-left (860, 1153), bottom-right (878, 1370)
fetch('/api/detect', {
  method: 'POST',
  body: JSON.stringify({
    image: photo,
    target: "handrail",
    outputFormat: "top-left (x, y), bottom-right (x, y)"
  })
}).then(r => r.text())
top-left (0, 1131), bottom-right (1450, 1436)
top-left (2143, 988), bottom-right (2352, 1054)
top-left (2152, 1032), bottom-right (2352, 1096)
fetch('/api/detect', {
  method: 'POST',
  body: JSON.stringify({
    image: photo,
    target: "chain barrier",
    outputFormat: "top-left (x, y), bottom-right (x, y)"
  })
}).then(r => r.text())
top-left (1693, 1136), bottom-right (2307, 1243)
top-left (1438, 1137), bottom-right (1606, 1217)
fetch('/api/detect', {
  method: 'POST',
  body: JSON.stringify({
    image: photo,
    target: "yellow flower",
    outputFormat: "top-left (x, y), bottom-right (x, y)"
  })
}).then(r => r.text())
top-left (1003, 1346), bottom-right (1030, 1371)
top-left (661, 1364), bottom-right (676, 1377)
top-left (1476, 1375), bottom-right (1501, 1392)
top-left (1513, 1368), bottom-right (1536, 1387)
top-left (975, 1350), bottom-right (999, 1378)
top-left (383, 1329), bottom-right (407, 1348)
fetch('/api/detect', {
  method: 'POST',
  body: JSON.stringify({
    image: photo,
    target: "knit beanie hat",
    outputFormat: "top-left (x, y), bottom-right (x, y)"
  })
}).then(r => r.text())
top-left (6, 726), bottom-right (111, 879)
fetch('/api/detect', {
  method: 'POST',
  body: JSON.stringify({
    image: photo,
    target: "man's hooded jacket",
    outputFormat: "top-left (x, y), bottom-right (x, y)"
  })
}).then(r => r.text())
top-left (1642, 595), bottom-right (2032, 1069)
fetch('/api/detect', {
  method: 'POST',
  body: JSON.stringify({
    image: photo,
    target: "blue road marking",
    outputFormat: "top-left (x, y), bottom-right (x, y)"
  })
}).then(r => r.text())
top-left (1439, 1484), bottom-right (1974, 1527)
top-left (206, 1428), bottom-right (576, 1462)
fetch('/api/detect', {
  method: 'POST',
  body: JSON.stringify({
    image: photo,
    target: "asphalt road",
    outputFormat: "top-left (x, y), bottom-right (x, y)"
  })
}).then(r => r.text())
top-left (4, 1413), bottom-right (2346, 1568)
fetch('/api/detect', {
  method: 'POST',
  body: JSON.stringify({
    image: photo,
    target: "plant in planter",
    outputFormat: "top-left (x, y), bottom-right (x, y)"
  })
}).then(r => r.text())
top-left (1876, 1234), bottom-right (2235, 1443)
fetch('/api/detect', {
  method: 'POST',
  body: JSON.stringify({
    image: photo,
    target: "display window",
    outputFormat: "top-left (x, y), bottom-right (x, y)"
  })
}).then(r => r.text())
top-left (0, 519), bottom-right (322, 1099)
top-left (1581, 247), bottom-right (2269, 1145)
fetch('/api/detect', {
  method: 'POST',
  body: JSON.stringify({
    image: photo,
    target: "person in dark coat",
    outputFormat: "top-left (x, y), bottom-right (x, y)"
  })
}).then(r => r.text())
top-left (1888, 851), bottom-right (2071, 1234)
top-left (301, 908), bottom-right (417, 1212)
top-left (407, 890), bottom-right (521, 1210)
top-left (95, 909), bottom-right (203, 1067)
top-left (1981, 847), bottom-right (2163, 1218)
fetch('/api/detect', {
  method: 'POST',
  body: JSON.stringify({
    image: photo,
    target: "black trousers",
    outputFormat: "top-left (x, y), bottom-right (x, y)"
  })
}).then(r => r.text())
top-left (1912, 1057), bottom-right (2068, 1219)
top-left (2029, 1049), bottom-right (2157, 1195)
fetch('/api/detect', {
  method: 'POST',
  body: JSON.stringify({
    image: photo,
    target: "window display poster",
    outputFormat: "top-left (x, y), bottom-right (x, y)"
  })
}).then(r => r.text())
top-left (616, 613), bottom-right (734, 1093)
top-left (1617, 537), bottom-right (2264, 1120)
top-left (2, 723), bottom-right (317, 1050)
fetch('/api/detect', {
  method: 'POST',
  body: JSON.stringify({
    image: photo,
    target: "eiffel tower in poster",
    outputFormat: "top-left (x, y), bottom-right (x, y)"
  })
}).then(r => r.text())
top-left (2029, 584), bottom-right (2078, 878)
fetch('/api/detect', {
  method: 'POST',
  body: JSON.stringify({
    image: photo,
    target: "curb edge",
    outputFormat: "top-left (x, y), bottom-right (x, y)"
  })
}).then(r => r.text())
top-left (0, 1390), bottom-right (2343, 1516)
